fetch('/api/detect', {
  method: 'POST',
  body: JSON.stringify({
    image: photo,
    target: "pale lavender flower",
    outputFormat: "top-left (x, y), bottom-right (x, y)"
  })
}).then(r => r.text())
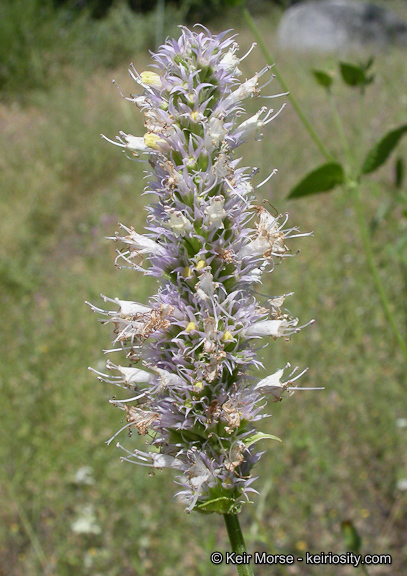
top-left (88, 26), bottom-right (314, 515)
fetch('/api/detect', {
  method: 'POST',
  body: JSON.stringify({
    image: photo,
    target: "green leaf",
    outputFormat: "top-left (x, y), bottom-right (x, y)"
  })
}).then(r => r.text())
top-left (288, 162), bottom-right (345, 199)
top-left (194, 485), bottom-right (242, 514)
top-left (195, 496), bottom-right (238, 514)
top-left (311, 69), bottom-right (334, 89)
top-left (243, 432), bottom-right (282, 449)
top-left (361, 124), bottom-right (407, 175)
top-left (339, 62), bottom-right (366, 87)
top-left (341, 520), bottom-right (362, 554)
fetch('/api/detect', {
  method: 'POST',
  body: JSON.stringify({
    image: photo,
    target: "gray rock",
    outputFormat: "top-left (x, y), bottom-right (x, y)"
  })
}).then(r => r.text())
top-left (277, 0), bottom-right (407, 52)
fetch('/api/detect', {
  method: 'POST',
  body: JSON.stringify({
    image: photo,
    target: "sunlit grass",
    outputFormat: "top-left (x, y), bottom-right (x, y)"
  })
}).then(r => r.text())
top-left (1, 5), bottom-right (407, 575)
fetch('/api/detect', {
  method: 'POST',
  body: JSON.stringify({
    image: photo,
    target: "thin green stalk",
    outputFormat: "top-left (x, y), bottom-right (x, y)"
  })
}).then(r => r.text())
top-left (242, 7), bottom-right (333, 162)
top-left (224, 513), bottom-right (254, 576)
top-left (357, 89), bottom-right (365, 161)
top-left (353, 187), bottom-right (407, 361)
top-left (243, 7), bottom-right (407, 360)
top-left (328, 91), bottom-right (353, 170)
top-left (327, 95), bottom-right (407, 359)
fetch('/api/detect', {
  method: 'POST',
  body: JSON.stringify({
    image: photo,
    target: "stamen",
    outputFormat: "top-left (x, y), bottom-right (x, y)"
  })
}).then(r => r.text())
top-left (263, 103), bottom-right (286, 125)
top-left (287, 387), bottom-right (325, 391)
top-left (100, 134), bottom-right (124, 148)
top-left (106, 422), bottom-right (134, 445)
top-left (259, 91), bottom-right (289, 99)
top-left (258, 65), bottom-right (273, 78)
top-left (240, 42), bottom-right (257, 61)
top-left (255, 169), bottom-right (278, 189)
top-left (112, 79), bottom-right (124, 98)
top-left (108, 392), bottom-right (146, 403)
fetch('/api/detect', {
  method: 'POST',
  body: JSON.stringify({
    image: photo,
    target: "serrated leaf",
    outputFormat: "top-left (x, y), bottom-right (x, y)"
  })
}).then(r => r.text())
top-left (339, 62), bottom-right (366, 87)
top-left (361, 125), bottom-right (407, 175)
top-left (243, 432), bottom-right (282, 449)
top-left (312, 69), bottom-right (334, 89)
top-left (288, 162), bottom-right (345, 199)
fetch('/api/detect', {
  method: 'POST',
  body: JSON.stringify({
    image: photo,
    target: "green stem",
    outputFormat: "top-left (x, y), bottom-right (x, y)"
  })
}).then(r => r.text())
top-left (353, 186), bottom-right (407, 361)
top-left (243, 5), bottom-right (407, 360)
top-left (357, 89), bottom-right (366, 162)
top-left (328, 92), bottom-right (353, 169)
top-left (327, 94), bottom-right (407, 359)
top-left (242, 7), bottom-right (333, 162)
top-left (224, 513), bottom-right (254, 576)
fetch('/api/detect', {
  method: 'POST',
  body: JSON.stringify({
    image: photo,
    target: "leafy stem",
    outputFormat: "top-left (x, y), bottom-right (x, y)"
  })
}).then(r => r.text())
top-left (352, 183), bottom-right (407, 361)
top-left (244, 7), bottom-right (407, 360)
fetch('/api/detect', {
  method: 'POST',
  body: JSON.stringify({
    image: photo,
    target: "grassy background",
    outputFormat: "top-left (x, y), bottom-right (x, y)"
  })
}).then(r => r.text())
top-left (1, 2), bottom-right (407, 575)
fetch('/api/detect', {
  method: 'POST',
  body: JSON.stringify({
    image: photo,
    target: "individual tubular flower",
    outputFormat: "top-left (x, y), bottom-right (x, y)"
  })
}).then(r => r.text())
top-left (89, 26), bottom-right (314, 515)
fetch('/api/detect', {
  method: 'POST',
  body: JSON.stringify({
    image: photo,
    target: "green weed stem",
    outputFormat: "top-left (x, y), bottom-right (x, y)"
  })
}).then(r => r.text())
top-left (328, 92), bottom-right (353, 170)
top-left (353, 186), bottom-right (407, 361)
top-left (244, 7), bottom-right (407, 361)
top-left (330, 98), bottom-right (407, 361)
top-left (242, 8), bottom-right (333, 162)
top-left (224, 513), bottom-right (255, 576)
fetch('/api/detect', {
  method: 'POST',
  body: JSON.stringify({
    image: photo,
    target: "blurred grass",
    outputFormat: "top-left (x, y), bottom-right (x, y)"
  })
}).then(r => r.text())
top-left (1, 2), bottom-right (407, 575)
top-left (0, 0), bottom-right (182, 98)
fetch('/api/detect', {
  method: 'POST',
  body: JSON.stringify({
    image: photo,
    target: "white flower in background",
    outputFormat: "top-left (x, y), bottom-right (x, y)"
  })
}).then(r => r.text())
top-left (71, 504), bottom-right (101, 535)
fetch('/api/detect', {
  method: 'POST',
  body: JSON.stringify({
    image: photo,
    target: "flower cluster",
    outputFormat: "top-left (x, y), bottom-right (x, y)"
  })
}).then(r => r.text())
top-left (88, 26), bottom-right (314, 514)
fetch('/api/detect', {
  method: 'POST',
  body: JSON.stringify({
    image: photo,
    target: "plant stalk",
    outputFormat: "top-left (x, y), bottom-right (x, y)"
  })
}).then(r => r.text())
top-left (243, 6), bottom-right (407, 360)
top-left (242, 7), bottom-right (333, 162)
top-left (353, 186), bottom-right (407, 361)
top-left (224, 513), bottom-right (254, 576)
top-left (328, 92), bottom-right (353, 170)
top-left (328, 93), bottom-right (407, 361)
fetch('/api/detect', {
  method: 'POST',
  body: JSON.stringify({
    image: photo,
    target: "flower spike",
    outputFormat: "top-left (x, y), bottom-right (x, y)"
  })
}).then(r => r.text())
top-left (88, 26), bottom-right (314, 515)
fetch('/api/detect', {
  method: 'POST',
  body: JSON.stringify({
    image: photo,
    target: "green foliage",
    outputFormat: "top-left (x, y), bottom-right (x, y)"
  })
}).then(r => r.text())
top-left (311, 68), bottom-right (334, 90)
top-left (341, 520), bottom-right (362, 554)
top-left (0, 0), bottom-right (57, 92)
top-left (243, 432), bottom-right (282, 448)
top-left (195, 486), bottom-right (242, 514)
top-left (339, 62), bottom-right (365, 87)
top-left (0, 0), bottom-right (179, 98)
top-left (288, 162), bottom-right (344, 199)
top-left (361, 124), bottom-right (407, 175)
top-left (339, 59), bottom-right (374, 90)
top-left (223, 0), bottom-right (246, 5)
